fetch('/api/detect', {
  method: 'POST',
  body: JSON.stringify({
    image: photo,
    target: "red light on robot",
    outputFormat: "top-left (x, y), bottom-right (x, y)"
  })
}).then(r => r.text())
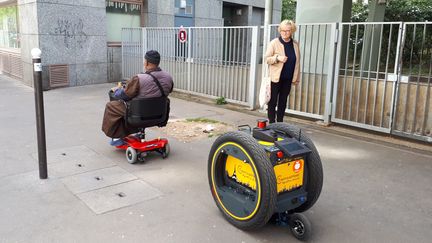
top-left (277, 151), bottom-right (284, 158)
top-left (257, 119), bottom-right (267, 129)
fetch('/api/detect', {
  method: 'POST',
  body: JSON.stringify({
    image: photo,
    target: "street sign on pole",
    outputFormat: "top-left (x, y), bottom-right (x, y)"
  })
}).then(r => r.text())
top-left (178, 26), bottom-right (187, 43)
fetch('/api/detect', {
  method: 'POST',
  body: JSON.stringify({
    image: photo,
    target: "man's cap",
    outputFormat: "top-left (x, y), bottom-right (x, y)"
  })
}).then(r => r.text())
top-left (145, 50), bottom-right (161, 65)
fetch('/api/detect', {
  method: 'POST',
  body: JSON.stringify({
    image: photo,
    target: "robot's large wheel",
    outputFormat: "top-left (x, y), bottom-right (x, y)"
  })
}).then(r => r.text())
top-left (289, 213), bottom-right (312, 241)
top-left (208, 131), bottom-right (277, 230)
top-left (267, 123), bottom-right (323, 212)
top-left (126, 147), bottom-right (138, 164)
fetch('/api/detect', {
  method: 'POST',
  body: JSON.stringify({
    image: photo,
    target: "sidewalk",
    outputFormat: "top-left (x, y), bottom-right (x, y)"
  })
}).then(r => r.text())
top-left (0, 75), bottom-right (431, 243)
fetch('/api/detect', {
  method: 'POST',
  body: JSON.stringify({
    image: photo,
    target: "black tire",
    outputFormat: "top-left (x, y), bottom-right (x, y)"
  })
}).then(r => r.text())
top-left (267, 122), bottom-right (323, 212)
top-left (162, 143), bottom-right (170, 159)
top-left (126, 147), bottom-right (138, 164)
top-left (208, 131), bottom-right (277, 230)
top-left (289, 213), bottom-right (312, 241)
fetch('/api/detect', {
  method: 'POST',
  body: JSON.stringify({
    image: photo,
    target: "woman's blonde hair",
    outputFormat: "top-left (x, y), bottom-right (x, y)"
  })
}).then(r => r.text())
top-left (278, 20), bottom-right (297, 33)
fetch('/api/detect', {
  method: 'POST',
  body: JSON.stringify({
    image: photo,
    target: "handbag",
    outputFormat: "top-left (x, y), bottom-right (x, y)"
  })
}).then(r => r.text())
top-left (259, 76), bottom-right (271, 108)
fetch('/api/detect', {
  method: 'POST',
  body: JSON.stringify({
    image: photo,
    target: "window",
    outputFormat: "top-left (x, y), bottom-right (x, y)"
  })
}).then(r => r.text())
top-left (106, 0), bottom-right (142, 43)
top-left (185, 5), bottom-right (193, 15)
top-left (0, 6), bottom-right (20, 48)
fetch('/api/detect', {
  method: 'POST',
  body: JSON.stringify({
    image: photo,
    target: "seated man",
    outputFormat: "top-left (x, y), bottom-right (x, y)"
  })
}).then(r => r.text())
top-left (102, 50), bottom-right (174, 145)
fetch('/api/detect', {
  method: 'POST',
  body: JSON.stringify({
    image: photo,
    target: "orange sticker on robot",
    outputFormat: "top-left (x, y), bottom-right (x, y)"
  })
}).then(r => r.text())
top-left (293, 160), bottom-right (302, 173)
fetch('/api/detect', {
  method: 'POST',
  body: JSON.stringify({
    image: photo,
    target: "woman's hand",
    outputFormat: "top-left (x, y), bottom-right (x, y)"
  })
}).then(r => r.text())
top-left (276, 55), bottom-right (288, 63)
top-left (293, 80), bottom-right (300, 85)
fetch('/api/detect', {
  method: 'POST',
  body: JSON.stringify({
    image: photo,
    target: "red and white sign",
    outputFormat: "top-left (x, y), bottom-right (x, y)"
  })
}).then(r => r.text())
top-left (178, 26), bottom-right (187, 43)
top-left (293, 160), bottom-right (302, 173)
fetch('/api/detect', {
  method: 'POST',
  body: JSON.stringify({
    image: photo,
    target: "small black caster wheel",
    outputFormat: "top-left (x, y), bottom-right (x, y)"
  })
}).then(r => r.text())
top-left (162, 143), bottom-right (170, 159)
top-left (138, 152), bottom-right (148, 162)
top-left (126, 147), bottom-right (138, 164)
top-left (289, 213), bottom-right (312, 241)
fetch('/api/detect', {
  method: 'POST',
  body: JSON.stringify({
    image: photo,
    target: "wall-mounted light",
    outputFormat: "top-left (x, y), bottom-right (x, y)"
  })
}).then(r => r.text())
top-left (236, 9), bottom-right (242, 16)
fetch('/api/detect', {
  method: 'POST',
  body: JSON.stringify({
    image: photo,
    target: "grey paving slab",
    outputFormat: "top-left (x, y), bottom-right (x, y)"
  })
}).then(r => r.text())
top-left (48, 155), bottom-right (115, 178)
top-left (77, 180), bottom-right (163, 214)
top-left (31, 145), bottom-right (99, 164)
top-left (61, 166), bottom-right (137, 194)
top-left (0, 170), bottom-right (65, 194)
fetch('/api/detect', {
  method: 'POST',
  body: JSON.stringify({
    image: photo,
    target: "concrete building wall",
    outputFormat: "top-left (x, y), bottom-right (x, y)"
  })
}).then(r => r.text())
top-left (18, 0), bottom-right (108, 89)
top-left (251, 7), bottom-right (264, 26)
top-left (144, 0), bottom-right (175, 27)
top-left (195, 0), bottom-right (223, 26)
top-left (296, 0), bottom-right (352, 23)
top-left (224, 0), bottom-right (282, 24)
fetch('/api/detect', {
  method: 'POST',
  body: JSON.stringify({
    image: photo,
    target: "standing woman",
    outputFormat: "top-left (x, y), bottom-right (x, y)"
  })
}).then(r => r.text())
top-left (265, 20), bottom-right (300, 123)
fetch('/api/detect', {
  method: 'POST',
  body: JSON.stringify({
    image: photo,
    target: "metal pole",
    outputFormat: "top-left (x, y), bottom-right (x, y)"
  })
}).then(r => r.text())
top-left (249, 26), bottom-right (259, 110)
top-left (261, 0), bottom-right (273, 110)
top-left (31, 48), bottom-right (47, 179)
top-left (263, 0), bottom-right (273, 44)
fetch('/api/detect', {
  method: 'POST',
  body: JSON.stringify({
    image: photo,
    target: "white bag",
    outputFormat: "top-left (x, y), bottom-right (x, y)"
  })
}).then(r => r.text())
top-left (259, 76), bottom-right (271, 108)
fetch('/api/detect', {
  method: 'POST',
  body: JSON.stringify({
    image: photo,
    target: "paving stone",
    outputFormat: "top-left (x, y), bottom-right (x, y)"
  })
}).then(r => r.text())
top-left (31, 145), bottom-right (99, 164)
top-left (48, 155), bottom-right (115, 178)
top-left (61, 166), bottom-right (137, 194)
top-left (77, 180), bottom-right (162, 214)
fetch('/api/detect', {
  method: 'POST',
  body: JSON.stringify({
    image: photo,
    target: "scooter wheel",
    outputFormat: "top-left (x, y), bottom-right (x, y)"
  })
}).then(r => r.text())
top-left (162, 143), bottom-right (170, 159)
top-left (289, 213), bottom-right (312, 241)
top-left (126, 147), bottom-right (138, 164)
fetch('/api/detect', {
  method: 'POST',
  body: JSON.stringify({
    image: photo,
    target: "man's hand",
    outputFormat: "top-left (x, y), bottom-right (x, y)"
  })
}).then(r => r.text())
top-left (277, 55), bottom-right (288, 63)
top-left (293, 80), bottom-right (300, 86)
top-left (110, 82), bottom-right (123, 92)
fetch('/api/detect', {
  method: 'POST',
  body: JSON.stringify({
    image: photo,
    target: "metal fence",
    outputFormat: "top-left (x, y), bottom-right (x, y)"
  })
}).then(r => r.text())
top-left (332, 22), bottom-right (402, 133)
top-left (392, 22), bottom-right (432, 142)
top-left (122, 26), bottom-right (259, 108)
top-left (122, 28), bottom-right (144, 80)
top-left (122, 22), bottom-right (432, 143)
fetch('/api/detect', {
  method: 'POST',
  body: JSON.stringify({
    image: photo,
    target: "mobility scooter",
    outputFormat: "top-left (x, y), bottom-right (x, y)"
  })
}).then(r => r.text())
top-left (109, 88), bottom-right (170, 164)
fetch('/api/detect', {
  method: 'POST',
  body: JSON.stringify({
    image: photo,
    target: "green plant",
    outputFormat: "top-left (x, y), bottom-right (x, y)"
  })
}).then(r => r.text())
top-left (186, 118), bottom-right (226, 125)
top-left (216, 96), bottom-right (227, 105)
top-left (282, 0), bottom-right (297, 21)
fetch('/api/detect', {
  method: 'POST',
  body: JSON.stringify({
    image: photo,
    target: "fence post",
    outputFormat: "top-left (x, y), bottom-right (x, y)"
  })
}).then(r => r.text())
top-left (261, 25), bottom-right (271, 104)
top-left (324, 23), bottom-right (339, 124)
top-left (187, 27), bottom-right (192, 92)
top-left (390, 22), bottom-right (406, 134)
top-left (32, 48), bottom-right (48, 179)
top-left (331, 23), bottom-right (344, 124)
top-left (121, 28), bottom-right (125, 79)
top-left (248, 26), bottom-right (259, 110)
top-left (142, 27), bottom-right (147, 74)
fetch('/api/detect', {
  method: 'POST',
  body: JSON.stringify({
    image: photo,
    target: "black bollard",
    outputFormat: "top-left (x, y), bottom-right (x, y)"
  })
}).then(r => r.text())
top-left (32, 48), bottom-right (47, 179)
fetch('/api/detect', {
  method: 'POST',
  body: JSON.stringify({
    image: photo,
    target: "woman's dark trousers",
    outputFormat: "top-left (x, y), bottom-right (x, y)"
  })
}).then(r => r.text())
top-left (267, 80), bottom-right (292, 123)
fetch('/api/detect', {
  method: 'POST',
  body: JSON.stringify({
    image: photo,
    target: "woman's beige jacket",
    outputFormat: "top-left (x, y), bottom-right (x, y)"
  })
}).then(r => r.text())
top-left (265, 37), bottom-right (301, 83)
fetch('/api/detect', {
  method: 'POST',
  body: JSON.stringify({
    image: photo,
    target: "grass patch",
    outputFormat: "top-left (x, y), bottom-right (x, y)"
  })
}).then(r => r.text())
top-left (186, 118), bottom-right (221, 124)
